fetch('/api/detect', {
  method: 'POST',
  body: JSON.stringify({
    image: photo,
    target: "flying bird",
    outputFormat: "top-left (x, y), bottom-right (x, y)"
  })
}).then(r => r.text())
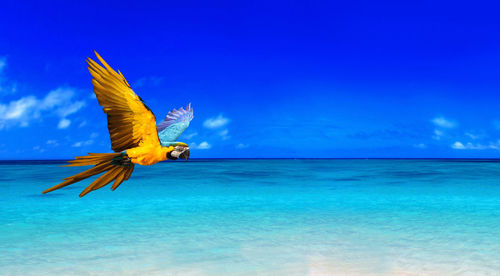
top-left (42, 52), bottom-right (194, 197)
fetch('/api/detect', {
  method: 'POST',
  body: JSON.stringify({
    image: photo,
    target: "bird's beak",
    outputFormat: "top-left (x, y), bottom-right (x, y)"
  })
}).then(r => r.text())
top-left (179, 147), bottom-right (190, 160)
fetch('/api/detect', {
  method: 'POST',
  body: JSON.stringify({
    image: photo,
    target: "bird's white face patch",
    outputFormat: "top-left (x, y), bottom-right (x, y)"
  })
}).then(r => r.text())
top-left (170, 146), bottom-right (190, 160)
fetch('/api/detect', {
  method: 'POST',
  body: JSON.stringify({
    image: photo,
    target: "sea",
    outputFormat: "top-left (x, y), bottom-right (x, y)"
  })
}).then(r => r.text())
top-left (0, 159), bottom-right (499, 275)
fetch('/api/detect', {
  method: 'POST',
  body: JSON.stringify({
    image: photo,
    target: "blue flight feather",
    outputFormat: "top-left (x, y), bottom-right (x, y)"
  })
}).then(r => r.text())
top-left (157, 103), bottom-right (193, 145)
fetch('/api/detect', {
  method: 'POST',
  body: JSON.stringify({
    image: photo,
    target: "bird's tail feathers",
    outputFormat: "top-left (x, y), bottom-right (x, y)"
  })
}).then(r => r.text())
top-left (42, 152), bottom-right (134, 197)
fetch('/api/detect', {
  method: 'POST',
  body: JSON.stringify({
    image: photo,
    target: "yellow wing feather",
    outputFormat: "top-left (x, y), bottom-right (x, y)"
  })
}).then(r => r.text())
top-left (87, 51), bottom-right (160, 152)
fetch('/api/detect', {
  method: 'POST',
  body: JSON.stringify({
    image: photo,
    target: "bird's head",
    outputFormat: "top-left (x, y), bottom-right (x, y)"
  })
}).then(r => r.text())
top-left (165, 142), bottom-right (190, 160)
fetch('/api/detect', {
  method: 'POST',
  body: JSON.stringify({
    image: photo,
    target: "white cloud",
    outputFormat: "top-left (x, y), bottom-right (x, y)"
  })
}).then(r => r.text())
top-left (190, 141), bottom-right (211, 150)
top-left (33, 145), bottom-right (45, 152)
top-left (0, 57), bottom-right (17, 95)
top-left (432, 117), bottom-right (456, 128)
top-left (413, 143), bottom-right (427, 149)
top-left (0, 87), bottom-right (85, 130)
top-left (46, 140), bottom-right (58, 146)
top-left (203, 114), bottom-right (229, 129)
top-left (236, 143), bottom-right (249, 149)
top-left (0, 96), bottom-right (38, 121)
top-left (218, 129), bottom-right (230, 140)
top-left (41, 88), bottom-right (73, 108)
top-left (56, 101), bottom-right (86, 117)
top-left (79, 120), bottom-right (87, 128)
top-left (432, 129), bottom-right (444, 140)
top-left (42, 88), bottom-right (86, 117)
top-left (72, 139), bottom-right (94, 147)
top-left (451, 141), bottom-right (466, 149)
top-left (451, 141), bottom-right (500, 150)
top-left (58, 118), bottom-right (71, 129)
top-left (0, 57), bottom-right (6, 72)
top-left (465, 132), bottom-right (483, 140)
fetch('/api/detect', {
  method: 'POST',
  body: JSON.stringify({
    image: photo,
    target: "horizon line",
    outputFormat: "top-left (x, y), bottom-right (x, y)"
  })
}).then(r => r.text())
top-left (1, 158), bottom-right (500, 162)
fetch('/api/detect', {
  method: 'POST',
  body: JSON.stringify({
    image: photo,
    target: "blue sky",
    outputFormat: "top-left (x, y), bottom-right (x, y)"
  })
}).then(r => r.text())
top-left (1, 1), bottom-right (500, 158)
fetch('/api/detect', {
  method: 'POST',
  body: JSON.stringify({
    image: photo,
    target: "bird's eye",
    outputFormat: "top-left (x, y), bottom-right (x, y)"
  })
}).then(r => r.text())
top-left (167, 151), bottom-right (178, 160)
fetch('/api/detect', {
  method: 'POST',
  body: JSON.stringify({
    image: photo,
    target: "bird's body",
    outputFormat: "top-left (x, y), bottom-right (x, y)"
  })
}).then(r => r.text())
top-left (42, 52), bottom-right (193, 197)
top-left (127, 145), bottom-right (172, 166)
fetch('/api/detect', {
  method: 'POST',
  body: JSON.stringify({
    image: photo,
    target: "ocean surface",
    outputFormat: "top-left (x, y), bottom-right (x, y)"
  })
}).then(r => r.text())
top-left (0, 159), bottom-right (499, 275)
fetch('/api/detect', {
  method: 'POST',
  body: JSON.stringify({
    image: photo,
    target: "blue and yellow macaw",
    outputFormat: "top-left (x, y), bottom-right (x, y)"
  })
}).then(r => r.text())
top-left (43, 52), bottom-right (194, 197)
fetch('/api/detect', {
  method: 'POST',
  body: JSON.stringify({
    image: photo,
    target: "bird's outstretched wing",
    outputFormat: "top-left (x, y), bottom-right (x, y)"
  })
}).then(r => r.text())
top-left (87, 52), bottom-right (160, 152)
top-left (157, 103), bottom-right (193, 144)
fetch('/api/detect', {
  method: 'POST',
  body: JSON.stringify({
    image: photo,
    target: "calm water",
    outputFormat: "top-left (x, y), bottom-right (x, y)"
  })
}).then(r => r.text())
top-left (0, 159), bottom-right (499, 275)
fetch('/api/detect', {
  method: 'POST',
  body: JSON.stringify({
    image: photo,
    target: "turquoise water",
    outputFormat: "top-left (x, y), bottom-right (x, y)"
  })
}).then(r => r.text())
top-left (1, 159), bottom-right (499, 275)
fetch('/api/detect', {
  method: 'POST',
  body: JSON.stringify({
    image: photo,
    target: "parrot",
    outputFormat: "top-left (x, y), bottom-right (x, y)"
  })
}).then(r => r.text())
top-left (42, 51), bottom-right (194, 197)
